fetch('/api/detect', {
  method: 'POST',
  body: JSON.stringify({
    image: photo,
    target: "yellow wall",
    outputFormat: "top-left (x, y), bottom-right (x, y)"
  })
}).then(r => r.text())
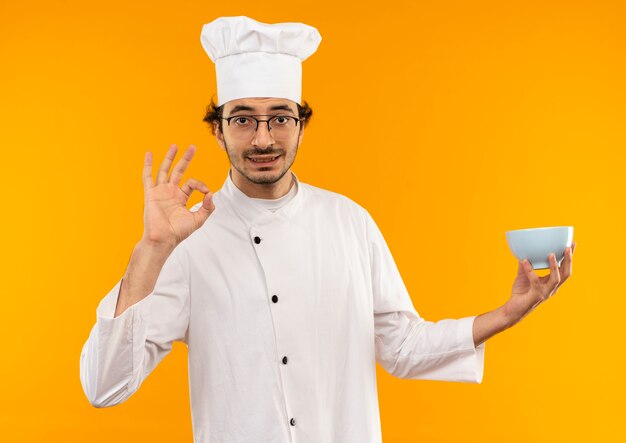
top-left (1, 0), bottom-right (624, 441)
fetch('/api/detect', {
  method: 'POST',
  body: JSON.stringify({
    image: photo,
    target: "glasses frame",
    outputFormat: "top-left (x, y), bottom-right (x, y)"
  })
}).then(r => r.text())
top-left (220, 114), bottom-right (301, 135)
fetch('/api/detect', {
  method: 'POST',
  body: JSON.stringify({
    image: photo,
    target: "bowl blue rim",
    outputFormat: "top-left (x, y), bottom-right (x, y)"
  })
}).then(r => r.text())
top-left (506, 226), bottom-right (573, 234)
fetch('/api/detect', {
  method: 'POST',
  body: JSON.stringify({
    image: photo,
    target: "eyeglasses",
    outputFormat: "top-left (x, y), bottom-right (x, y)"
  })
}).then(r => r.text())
top-left (221, 114), bottom-right (301, 140)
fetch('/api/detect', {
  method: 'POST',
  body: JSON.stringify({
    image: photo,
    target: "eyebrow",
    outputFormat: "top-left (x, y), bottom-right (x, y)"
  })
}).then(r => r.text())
top-left (228, 104), bottom-right (295, 115)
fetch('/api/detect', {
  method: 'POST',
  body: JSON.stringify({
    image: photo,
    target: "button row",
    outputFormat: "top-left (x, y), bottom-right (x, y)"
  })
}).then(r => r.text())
top-left (252, 232), bottom-right (295, 429)
top-left (266, 283), bottom-right (294, 428)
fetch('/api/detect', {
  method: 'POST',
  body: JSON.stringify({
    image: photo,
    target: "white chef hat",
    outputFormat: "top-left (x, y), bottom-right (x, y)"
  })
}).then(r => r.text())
top-left (200, 16), bottom-right (322, 106)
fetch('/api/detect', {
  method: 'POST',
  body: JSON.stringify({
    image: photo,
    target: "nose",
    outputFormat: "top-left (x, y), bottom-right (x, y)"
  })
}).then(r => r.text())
top-left (251, 120), bottom-right (275, 147)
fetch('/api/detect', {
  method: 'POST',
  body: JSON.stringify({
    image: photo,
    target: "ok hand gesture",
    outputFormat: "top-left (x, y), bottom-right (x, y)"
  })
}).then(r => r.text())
top-left (142, 144), bottom-right (215, 250)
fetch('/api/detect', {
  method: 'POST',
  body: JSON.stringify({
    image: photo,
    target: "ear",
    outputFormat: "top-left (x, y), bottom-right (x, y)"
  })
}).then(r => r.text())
top-left (214, 121), bottom-right (226, 150)
top-left (297, 122), bottom-right (305, 145)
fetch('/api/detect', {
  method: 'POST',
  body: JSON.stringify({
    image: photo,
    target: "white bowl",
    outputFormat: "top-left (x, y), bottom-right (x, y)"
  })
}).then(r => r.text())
top-left (505, 226), bottom-right (574, 269)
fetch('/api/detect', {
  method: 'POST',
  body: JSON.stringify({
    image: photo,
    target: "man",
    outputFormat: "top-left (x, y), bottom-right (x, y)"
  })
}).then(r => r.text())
top-left (80, 16), bottom-right (575, 443)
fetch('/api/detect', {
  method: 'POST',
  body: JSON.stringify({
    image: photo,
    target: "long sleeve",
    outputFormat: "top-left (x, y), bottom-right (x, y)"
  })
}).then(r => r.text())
top-left (79, 245), bottom-right (190, 407)
top-left (365, 211), bottom-right (485, 383)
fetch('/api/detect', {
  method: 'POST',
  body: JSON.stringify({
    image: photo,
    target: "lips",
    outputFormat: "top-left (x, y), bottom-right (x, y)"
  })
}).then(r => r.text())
top-left (248, 155), bottom-right (280, 163)
top-left (247, 155), bottom-right (281, 164)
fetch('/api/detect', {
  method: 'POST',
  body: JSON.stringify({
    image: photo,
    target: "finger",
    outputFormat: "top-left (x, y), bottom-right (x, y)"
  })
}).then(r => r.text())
top-left (180, 178), bottom-right (210, 198)
top-left (143, 151), bottom-right (154, 190)
top-left (169, 145), bottom-right (196, 186)
top-left (557, 247), bottom-right (570, 273)
top-left (559, 246), bottom-right (573, 282)
top-left (156, 144), bottom-right (178, 185)
top-left (195, 191), bottom-right (215, 218)
top-left (191, 191), bottom-right (216, 230)
top-left (522, 259), bottom-right (539, 285)
top-left (571, 241), bottom-right (577, 256)
top-left (547, 253), bottom-right (561, 292)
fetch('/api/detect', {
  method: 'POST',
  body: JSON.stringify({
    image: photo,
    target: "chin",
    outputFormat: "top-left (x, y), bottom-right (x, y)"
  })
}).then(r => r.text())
top-left (245, 169), bottom-right (288, 185)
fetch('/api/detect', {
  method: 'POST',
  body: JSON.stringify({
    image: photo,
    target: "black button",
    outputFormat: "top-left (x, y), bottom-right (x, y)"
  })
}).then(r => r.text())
top-left (282, 356), bottom-right (288, 364)
top-left (290, 418), bottom-right (296, 426)
top-left (254, 236), bottom-right (261, 244)
top-left (271, 295), bottom-right (278, 303)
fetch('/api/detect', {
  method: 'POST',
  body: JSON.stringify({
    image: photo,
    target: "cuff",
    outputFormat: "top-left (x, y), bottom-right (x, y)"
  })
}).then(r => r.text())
top-left (82, 280), bottom-right (151, 406)
top-left (455, 315), bottom-right (485, 384)
top-left (96, 279), bottom-right (123, 319)
top-left (95, 279), bottom-right (151, 379)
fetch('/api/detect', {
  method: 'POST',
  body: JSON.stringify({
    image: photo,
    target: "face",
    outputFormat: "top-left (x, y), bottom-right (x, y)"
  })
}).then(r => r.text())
top-left (214, 97), bottom-right (305, 187)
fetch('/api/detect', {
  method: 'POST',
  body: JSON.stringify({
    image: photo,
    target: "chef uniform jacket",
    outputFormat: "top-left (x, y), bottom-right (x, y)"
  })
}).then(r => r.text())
top-left (80, 171), bottom-right (485, 443)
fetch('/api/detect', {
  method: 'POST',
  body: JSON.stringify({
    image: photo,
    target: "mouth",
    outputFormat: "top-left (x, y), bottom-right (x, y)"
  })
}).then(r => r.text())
top-left (246, 155), bottom-right (281, 166)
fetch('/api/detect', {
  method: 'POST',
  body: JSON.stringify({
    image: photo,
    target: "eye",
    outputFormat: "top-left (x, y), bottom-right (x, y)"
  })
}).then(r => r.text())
top-left (233, 116), bottom-right (252, 125)
top-left (273, 116), bottom-right (289, 125)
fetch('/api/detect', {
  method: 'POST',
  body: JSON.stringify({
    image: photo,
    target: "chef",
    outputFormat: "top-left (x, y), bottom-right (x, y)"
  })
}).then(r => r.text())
top-left (79, 16), bottom-right (576, 443)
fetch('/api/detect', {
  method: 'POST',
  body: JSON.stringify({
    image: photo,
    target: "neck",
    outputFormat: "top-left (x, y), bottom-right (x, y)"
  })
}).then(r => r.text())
top-left (230, 168), bottom-right (294, 199)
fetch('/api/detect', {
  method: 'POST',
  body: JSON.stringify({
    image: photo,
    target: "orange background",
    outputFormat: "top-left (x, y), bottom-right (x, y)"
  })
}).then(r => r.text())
top-left (1, 0), bottom-right (625, 441)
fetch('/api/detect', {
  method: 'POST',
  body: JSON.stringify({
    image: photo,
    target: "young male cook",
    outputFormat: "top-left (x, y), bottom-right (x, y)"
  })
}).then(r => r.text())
top-left (80, 15), bottom-right (576, 443)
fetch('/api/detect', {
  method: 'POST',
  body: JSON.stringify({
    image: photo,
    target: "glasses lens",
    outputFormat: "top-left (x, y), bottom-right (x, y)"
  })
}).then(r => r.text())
top-left (269, 116), bottom-right (297, 138)
top-left (228, 116), bottom-right (256, 139)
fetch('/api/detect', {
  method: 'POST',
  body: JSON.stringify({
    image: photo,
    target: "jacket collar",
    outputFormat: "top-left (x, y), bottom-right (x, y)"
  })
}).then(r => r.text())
top-left (218, 169), bottom-right (304, 229)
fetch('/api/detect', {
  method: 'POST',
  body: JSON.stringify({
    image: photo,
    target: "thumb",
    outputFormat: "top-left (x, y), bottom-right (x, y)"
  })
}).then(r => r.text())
top-left (198, 191), bottom-right (215, 215)
top-left (192, 191), bottom-right (215, 225)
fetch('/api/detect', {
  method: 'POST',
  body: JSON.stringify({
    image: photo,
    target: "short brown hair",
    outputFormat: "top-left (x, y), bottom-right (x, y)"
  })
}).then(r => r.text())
top-left (203, 97), bottom-right (313, 135)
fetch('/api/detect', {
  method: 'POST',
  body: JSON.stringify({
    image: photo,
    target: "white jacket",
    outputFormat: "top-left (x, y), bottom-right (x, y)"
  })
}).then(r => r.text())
top-left (80, 172), bottom-right (485, 443)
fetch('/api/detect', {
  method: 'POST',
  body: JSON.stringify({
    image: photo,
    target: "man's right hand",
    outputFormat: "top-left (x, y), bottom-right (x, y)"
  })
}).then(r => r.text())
top-left (113, 144), bottom-right (214, 318)
top-left (142, 144), bottom-right (215, 250)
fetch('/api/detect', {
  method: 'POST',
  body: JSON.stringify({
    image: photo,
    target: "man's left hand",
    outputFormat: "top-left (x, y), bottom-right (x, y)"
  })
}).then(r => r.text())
top-left (504, 242), bottom-right (577, 326)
